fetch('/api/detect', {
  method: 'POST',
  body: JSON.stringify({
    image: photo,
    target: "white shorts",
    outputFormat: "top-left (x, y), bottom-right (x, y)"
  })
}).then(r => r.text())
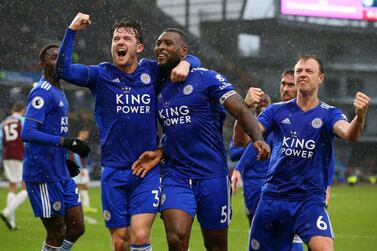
top-left (3, 160), bottom-right (23, 183)
top-left (73, 168), bottom-right (90, 184)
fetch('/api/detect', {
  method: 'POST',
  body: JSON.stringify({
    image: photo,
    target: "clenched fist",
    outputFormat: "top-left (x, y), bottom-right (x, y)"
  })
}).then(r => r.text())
top-left (69, 12), bottom-right (91, 31)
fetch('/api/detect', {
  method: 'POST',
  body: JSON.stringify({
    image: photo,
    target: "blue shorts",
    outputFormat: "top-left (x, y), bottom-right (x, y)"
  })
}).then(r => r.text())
top-left (160, 173), bottom-right (231, 230)
top-left (25, 179), bottom-right (80, 218)
top-left (248, 195), bottom-right (334, 251)
top-left (242, 178), bottom-right (263, 217)
top-left (101, 166), bottom-right (161, 229)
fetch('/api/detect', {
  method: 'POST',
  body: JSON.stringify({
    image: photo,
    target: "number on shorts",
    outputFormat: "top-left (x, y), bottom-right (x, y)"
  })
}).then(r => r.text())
top-left (316, 215), bottom-right (328, 230)
top-left (3, 123), bottom-right (18, 141)
top-left (221, 205), bottom-right (228, 224)
top-left (151, 190), bottom-right (159, 207)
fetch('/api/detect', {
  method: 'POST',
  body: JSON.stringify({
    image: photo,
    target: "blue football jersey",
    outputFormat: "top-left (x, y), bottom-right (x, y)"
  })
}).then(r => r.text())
top-left (23, 78), bottom-right (70, 182)
top-left (158, 67), bottom-right (237, 179)
top-left (56, 29), bottom-right (201, 169)
top-left (83, 61), bottom-right (159, 169)
top-left (235, 133), bottom-right (274, 182)
top-left (258, 99), bottom-right (346, 199)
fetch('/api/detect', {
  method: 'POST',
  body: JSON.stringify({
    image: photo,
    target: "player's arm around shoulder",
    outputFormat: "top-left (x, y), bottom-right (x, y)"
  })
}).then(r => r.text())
top-left (170, 54), bottom-right (201, 82)
top-left (333, 92), bottom-right (371, 141)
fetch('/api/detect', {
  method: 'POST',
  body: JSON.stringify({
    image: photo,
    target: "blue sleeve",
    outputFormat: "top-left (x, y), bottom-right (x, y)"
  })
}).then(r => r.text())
top-left (204, 70), bottom-right (236, 104)
top-left (22, 118), bottom-right (61, 146)
top-left (228, 140), bottom-right (245, 161)
top-left (235, 143), bottom-right (258, 173)
top-left (184, 54), bottom-right (201, 69)
top-left (327, 107), bottom-right (348, 133)
top-left (55, 29), bottom-right (95, 88)
top-left (257, 104), bottom-right (275, 135)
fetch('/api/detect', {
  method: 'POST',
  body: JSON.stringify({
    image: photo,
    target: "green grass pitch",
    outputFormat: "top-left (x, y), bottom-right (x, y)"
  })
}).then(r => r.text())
top-left (0, 185), bottom-right (376, 250)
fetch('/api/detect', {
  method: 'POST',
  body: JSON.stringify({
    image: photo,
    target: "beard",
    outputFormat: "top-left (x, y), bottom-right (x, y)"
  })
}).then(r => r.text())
top-left (158, 55), bottom-right (181, 78)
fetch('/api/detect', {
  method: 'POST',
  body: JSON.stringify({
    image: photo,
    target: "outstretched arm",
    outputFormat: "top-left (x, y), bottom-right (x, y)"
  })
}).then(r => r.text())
top-left (333, 92), bottom-right (370, 141)
top-left (55, 12), bottom-right (93, 86)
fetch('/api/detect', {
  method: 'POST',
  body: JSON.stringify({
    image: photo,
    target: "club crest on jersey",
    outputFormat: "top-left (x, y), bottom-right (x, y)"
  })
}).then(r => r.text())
top-left (183, 85), bottom-right (193, 95)
top-left (311, 118), bottom-right (323, 129)
top-left (140, 73), bottom-right (151, 84)
top-left (53, 201), bottom-right (61, 211)
top-left (32, 96), bottom-right (44, 109)
top-left (103, 210), bottom-right (111, 221)
top-left (251, 239), bottom-right (260, 250)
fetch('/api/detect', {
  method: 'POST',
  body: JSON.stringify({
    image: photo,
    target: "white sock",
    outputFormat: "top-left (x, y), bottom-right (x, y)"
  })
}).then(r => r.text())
top-left (7, 190), bottom-right (28, 212)
top-left (42, 242), bottom-right (60, 251)
top-left (4, 192), bottom-right (16, 214)
top-left (80, 190), bottom-right (89, 208)
top-left (4, 192), bottom-right (16, 224)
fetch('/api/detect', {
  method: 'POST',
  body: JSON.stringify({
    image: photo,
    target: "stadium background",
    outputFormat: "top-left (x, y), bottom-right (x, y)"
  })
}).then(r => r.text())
top-left (0, 0), bottom-right (376, 250)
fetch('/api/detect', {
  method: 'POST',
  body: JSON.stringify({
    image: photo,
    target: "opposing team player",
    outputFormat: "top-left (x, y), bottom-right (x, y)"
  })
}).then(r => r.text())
top-left (55, 13), bottom-right (200, 251)
top-left (132, 28), bottom-right (270, 251)
top-left (71, 127), bottom-right (97, 213)
top-left (22, 44), bottom-right (90, 251)
top-left (0, 102), bottom-right (27, 230)
top-left (235, 56), bottom-right (370, 251)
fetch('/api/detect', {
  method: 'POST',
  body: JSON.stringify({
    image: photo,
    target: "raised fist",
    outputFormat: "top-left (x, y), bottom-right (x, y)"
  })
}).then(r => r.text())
top-left (69, 12), bottom-right (91, 31)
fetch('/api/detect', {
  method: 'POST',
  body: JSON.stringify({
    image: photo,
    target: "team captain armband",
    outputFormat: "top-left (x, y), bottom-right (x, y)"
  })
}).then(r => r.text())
top-left (219, 90), bottom-right (237, 105)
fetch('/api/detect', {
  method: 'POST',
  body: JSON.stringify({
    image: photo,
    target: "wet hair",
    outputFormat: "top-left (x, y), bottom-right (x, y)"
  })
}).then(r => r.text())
top-left (112, 18), bottom-right (143, 43)
top-left (39, 44), bottom-right (59, 62)
top-left (163, 27), bottom-right (189, 49)
top-left (11, 102), bottom-right (25, 113)
top-left (281, 69), bottom-right (294, 77)
top-left (296, 55), bottom-right (324, 74)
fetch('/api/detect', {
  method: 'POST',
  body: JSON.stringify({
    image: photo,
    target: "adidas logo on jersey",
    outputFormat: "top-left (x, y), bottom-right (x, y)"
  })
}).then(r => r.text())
top-left (41, 81), bottom-right (52, 90)
top-left (281, 118), bottom-right (291, 124)
top-left (112, 78), bottom-right (120, 83)
top-left (59, 101), bottom-right (64, 107)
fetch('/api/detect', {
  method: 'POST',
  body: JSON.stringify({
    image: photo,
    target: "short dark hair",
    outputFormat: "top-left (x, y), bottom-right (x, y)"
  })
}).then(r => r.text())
top-left (163, 27), bottom-right (189, 49)
top-left (296, 55), bottom-right (324, 74)
top-left (281, 69), bottom-right (294, 77)
top-left (111, 18), bottom-right (143, 43)
top-left (11, 102), bottom-right (25, 113)
top-left (39, 44), bottom-right (59, 62)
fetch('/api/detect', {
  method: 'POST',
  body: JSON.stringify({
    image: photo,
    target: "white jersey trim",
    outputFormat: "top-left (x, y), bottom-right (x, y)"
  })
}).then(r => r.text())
top-left (40, 183), bottom-right (51, 218)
